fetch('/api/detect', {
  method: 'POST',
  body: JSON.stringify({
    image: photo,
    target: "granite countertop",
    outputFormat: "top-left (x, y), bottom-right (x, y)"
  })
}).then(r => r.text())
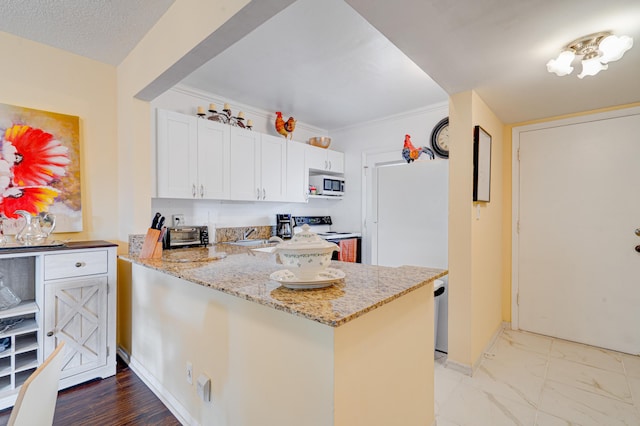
top-left (121, 244), bottom-right (447, 327)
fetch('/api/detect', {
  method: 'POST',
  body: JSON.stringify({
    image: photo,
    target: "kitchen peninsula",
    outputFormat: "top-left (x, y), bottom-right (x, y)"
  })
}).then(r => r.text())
top-left (121, 244), bottom-right (447, 426)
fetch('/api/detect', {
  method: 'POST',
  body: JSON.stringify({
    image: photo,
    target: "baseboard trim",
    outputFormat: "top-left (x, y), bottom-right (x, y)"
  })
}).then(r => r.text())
top-left (116, 346), bottom-right (130, 364)
top-left (129, 355), bottom-right (195, 426)
top-left (445, 323), bottom-right (507, 376)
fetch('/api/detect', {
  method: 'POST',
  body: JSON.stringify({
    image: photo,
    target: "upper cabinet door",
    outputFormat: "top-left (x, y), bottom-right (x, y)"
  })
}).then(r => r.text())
top-left (230, 127), bottom-right (261, 201)
top-left (306, 144), bottom-right (328, 171)
top-left (197, 120), bottom-right (231, 200)
top-left (157, 109), bottom-right (198, 198)
top-left (260, 134), bottom-right (287, 202)
top-left (306, 144), bottom-right (344, 174)
top-left (326, 149), bottom-right (344, 174)
top-left (286, 141), bottom-right (308, 203)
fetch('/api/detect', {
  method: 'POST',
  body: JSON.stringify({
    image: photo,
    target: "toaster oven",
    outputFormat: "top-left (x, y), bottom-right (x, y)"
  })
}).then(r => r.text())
top-left (164, 226), bottom-right (209, 249)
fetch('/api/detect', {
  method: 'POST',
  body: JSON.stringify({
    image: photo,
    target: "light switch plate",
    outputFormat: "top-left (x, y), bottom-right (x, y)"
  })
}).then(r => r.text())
top-left (173, 214), bottom-right (185, 227)
top-left (197, 374), bottom-right (211, 402)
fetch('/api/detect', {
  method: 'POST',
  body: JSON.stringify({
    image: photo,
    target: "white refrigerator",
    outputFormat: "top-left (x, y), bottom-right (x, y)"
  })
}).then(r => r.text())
top-left (375, 160), bottom-right (448, 352)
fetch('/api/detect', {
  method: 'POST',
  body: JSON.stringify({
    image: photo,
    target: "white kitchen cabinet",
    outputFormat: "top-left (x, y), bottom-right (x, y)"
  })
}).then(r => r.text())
top-left (260, 134), bottom-right (287, 201)
top-left (230, 128), bottom-right (286, 201)
top-left (306, 144), bottom-right (344, 174)
top-left (42, 246), bottom-right (116, 390)
top-left (156, 109), bottom-right (230, 199)
top-left (286, 140), bottom-right (309, 202)
top-left (0, 242), bottom-right (117, 411)
top-left (44, 276), bottom-right (107, 379)
top-left (197, 119), bottom-right (231, 199)
top-left (156, 109), bottom-right (197, 198)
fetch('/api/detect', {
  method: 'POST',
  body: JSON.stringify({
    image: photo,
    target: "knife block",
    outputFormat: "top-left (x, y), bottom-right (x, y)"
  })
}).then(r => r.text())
top-left (140, 228), bottom-right (163, 259)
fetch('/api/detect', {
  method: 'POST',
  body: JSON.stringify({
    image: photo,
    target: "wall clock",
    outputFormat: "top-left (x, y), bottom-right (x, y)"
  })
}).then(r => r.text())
top-left (430, 117), bottom-right (449, 158)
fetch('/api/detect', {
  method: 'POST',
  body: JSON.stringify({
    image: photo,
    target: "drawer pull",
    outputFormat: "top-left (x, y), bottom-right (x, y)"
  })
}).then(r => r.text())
top-left (46, 331), bottom-right (54, 337)
top-left (75, 262), bottom-right (85, 268)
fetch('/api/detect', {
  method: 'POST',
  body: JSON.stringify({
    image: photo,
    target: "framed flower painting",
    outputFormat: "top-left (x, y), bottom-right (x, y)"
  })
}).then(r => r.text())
top-left (0, 103), bottom-right (82, 233)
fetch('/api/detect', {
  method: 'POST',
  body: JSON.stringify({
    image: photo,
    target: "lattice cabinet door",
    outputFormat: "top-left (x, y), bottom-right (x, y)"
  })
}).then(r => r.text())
top-left (44, 276), bottom-right (107, 379)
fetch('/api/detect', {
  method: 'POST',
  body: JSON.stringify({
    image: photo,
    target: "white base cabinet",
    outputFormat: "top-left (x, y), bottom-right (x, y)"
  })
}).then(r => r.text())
top-left (0, 242), bottom-right (117, 410)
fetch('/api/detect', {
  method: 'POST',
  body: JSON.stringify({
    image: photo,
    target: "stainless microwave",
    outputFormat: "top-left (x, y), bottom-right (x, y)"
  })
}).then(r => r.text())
top-left (309, 175), bottom-right (344, 196)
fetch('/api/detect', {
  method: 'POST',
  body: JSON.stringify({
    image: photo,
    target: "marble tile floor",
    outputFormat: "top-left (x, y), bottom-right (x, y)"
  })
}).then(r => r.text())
top-left (435, 328), bottom-right (640, 425)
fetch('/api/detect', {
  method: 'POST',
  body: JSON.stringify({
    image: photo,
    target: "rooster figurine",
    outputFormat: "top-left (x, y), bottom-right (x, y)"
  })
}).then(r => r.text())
top-left (275, 111), bottom-right (296, 140)
top-left (402, 134), bottom-right (435, 163)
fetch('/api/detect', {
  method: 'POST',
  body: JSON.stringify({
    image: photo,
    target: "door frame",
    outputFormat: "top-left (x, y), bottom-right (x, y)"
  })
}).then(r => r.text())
top-left (361, 148), bottom-right (404, 265)
top-left (511, 105), bottom-right (640, 330)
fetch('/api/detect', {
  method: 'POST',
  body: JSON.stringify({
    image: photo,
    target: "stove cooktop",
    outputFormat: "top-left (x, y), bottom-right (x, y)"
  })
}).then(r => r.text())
top-left (292, 216), bottom-right (360, 240)
top-left (317, 231), bottom-right (361, 240)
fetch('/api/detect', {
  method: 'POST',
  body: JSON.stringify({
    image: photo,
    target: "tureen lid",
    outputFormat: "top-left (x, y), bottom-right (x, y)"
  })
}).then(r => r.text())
top-left (275, 224), bottom-right (339, 251)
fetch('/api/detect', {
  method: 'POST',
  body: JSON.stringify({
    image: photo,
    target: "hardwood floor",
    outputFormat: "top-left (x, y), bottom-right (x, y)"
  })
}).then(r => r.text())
top-left (0, 357), bottom-right (180, 425)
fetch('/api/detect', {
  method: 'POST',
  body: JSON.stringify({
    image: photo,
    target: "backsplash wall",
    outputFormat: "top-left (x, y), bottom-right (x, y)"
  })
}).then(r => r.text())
top-left (150, 197), bottom-right (337, 240)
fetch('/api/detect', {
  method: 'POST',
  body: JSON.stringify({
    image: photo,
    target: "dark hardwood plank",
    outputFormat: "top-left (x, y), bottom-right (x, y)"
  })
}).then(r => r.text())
top-left (0, 357), bottom-right (180, 426)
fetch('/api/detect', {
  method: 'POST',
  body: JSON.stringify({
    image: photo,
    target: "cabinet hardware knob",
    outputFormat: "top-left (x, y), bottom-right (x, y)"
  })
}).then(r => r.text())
top-left (635, 228), bottom-right (640, 237)
top-left (256, 188), bottom-right (260, 199)
top-left (325, 160), bottom-right (328, 169)
top-left (636, 245), bottom-right (640, 253)
top-left (75, 262), bottom-right (85, 267)
top-left (200, 184), bottom-right (204, 198)
top-left (328, 160), bottom-right (332, 170)
top-left (263, 188), bottom-right (266, 200)
top-left (192, 184), bottom-right (196, 197)
top-left (46, 331), bottom-right (54, 337)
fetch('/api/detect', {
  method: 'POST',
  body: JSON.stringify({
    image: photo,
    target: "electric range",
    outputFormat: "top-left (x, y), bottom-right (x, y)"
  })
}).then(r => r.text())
top-left (292, 216), bottom-right (362, 263)
top-left (292, 216), bottom-right (361, 240)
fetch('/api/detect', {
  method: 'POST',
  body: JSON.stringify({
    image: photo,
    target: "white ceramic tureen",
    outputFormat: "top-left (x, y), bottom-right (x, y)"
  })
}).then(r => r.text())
top-left (273, 224), bottom-right (340, 280)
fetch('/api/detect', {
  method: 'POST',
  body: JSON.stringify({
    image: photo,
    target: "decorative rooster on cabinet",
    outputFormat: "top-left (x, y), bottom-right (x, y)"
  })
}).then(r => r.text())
top-left (402, 134), bottom-right (434, 163)
top-left (275, 112), bottom-right (296, 140)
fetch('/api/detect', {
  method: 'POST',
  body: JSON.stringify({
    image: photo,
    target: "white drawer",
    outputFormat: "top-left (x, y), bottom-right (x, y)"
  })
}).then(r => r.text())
top-left (44, 250), bottom-right (109, 280)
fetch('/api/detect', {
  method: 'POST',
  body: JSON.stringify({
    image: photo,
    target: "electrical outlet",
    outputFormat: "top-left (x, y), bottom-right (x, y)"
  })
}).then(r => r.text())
top-left (186, 362), bottom-right (193, 384)
top-left (173, 214), bottom-right (185, 227)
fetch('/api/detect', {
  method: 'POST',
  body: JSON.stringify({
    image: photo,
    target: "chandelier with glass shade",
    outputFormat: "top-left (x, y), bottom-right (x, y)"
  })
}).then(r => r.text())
top-left (547, 32), bottom-right (633, 79)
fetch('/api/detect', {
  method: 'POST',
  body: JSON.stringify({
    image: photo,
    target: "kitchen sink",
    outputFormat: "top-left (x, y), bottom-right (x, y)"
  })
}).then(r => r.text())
top-left (223, 239), bottom-right (273, 247)
top-left (251, 247), bottom-right (276, 254)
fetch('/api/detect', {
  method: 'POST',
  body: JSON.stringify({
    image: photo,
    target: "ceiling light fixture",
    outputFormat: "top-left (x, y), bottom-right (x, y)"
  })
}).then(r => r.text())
top-left (547, 31), bottom-right (633, 79)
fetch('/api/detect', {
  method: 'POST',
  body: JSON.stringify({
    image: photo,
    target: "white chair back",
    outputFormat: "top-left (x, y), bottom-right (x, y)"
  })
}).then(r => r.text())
top-left (8, 341), bottom-right (66, 426)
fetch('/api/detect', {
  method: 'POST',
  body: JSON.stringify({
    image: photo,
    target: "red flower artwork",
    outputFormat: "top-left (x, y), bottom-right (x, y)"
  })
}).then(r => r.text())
top-left (0, 124), bottom-right (70, 218)
top-left (3, 125), bottom-right (70, 186)
top-left (0, 187), bottom-right (59, 219)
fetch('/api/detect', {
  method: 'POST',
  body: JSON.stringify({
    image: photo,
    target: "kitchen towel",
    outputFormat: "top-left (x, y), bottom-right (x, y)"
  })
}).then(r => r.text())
top-left (338, 239), bottom-right (357, 263)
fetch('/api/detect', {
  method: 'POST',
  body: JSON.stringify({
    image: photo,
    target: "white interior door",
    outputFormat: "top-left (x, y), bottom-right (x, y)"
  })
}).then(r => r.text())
top-left (376, 161), bottom-right (448, 268)
top-left (515, 110), bottom-right (640, 354)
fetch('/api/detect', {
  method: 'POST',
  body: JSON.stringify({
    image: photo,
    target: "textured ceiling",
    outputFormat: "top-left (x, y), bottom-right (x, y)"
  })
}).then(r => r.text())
top-left (347, 0), bottom-right (640, 123)
top-left (0, 0), bottom-right (174, 65)
top-left (1, 0), bottom-right (638, 126)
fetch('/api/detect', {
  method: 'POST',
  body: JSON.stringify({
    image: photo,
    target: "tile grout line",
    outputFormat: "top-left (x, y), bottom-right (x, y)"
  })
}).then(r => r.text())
top-left (532, 336), bottom-right (554, 425)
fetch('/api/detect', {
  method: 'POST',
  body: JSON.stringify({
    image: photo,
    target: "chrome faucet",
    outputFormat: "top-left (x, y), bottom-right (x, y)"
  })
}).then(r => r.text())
top-left (243, 227), bottom-right (257, 239)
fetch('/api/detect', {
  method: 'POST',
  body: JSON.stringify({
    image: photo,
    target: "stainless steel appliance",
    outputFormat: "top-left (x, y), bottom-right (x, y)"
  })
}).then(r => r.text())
top-left (308, 175), bottom-right (344, 196)
top-left (292, 216), bottom-right (361, 263)
top-left (276, 214), bottom-right (292, 239)
top-left (164, 225), bottom-right (209, 249)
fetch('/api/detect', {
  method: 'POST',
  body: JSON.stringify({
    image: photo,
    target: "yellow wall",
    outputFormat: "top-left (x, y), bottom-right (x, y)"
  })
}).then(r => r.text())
top-left (116, 0), bottom-right (251, 242)
top-left (0, 31), bottom-right (118, 242)
top-left (448, 90), bottom-right (505, 370)
top-left (115, 0), bottom-right (251, 354)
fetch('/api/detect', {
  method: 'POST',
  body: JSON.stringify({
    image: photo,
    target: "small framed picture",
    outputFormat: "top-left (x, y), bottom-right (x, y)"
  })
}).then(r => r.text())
top-left (473, 125), bottom-right (491, 202)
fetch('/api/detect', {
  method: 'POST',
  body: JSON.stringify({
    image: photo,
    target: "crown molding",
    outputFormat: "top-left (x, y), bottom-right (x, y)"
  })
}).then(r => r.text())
top-left (171, 84), bottom-right (328, 135)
